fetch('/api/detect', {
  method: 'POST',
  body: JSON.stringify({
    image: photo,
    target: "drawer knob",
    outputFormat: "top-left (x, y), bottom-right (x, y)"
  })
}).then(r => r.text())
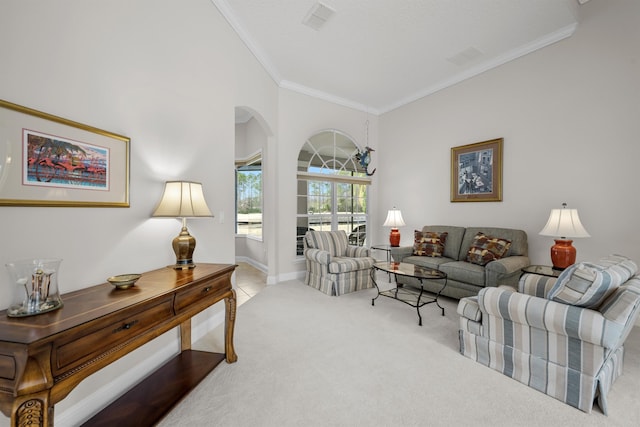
top-left (202, 286), bottom-right (212, 293)
top-left (113, 320), bottom-right (139, 333)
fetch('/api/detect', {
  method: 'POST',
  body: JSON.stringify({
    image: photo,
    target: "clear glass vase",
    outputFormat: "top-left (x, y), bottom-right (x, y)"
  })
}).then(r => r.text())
top-left (6, 258), bottom-right (63, 317)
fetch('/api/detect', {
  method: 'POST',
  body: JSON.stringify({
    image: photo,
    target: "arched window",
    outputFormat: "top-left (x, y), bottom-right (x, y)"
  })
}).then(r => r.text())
top-left (296, 130), bottom-right (371, 255)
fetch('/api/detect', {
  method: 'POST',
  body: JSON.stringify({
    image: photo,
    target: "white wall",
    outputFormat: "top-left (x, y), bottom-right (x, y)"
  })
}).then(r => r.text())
top-left (0, 0), bottom-right (278, 425)
top-left (377, 0), bottom-right (640, 266)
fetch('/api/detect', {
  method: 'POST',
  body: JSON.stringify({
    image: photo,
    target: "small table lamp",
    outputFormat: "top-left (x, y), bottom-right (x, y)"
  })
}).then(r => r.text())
top-left (383, 207), bottom-right (406, 247)
top-left (539, 203), bottom-right (590, 270)
top-left (152, 181), bottom-right (213, 269)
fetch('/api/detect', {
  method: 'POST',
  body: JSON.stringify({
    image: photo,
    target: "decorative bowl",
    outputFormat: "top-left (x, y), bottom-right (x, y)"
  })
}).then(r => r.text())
top-left (107, 274), bottom-right (142, 289)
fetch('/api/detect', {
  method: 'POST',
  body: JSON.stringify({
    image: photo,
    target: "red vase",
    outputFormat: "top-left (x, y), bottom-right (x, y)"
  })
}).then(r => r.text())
top-left (550, 239), bottom-right (576, 270)
top-left (389, 228), bottom-right (401, 247)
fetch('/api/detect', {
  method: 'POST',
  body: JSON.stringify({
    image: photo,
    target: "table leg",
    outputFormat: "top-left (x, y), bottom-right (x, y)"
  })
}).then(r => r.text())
top-left (180, 320), bottom-right (192, 351)
top-left (385, 250), bottom-right (392, 280)
top-left (224, 289), bottom-right (238, 363)
top-left (11, 391), bottom-right (53, 427)
top-left (416, 281), bottom-right (425, 326)
top-left (371, 267), bottom-right (381, 306)
top-left (434, 277), bottom-right (448, 317)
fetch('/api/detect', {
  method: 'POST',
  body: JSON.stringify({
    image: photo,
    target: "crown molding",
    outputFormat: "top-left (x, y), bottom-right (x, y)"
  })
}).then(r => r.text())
top-left (280, 80), bottom-right (380, 115)
top-left (210, 0), bottom-right (282, 83)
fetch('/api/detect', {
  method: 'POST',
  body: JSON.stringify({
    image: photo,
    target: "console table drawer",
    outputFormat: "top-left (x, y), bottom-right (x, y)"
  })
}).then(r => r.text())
top-left (53, 297), bottom-right (174, 375)
top-left (0, 354), bottom-right (15, 383)
top-left (174, 274), bottom-right (231, 314)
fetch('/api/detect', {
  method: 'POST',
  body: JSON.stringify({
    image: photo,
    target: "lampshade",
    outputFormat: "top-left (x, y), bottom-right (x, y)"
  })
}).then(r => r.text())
top-left (152, 181), bottom-right (213, 218)
top-left (383, 208), bottom-right (406, 228)
top-left (152, 181), bottom-right (213, 269)
top-left (539, 203), bottom-right (589, 270)
top-left (539, 204), bottom-right (590, 238)
top-left (383, 207), bottom-right (405, 247)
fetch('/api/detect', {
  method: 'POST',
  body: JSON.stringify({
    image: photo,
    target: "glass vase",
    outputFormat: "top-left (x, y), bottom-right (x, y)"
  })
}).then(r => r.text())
top-left (6, 258), bottom-right (63, 317)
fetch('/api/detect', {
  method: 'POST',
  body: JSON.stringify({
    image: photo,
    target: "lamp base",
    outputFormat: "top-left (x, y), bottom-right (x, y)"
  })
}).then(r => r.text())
top-left (171, 262), bottom-right (196, 270)
top-left (389, 228), bottom-right (401, 247)
top-left (172, 225), bottom-right (197, 270)
top-left (550, 239), bottom-right (576, 270)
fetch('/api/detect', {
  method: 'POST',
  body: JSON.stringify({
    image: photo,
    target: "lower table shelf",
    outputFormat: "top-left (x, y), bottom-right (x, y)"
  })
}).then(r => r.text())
top-left (82, 350), bottom-right (225, 427)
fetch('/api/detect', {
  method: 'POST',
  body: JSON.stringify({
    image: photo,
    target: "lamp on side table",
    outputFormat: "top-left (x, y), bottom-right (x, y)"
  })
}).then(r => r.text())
top-left (539, 203), bottom-right (590, 270)
top-left (383, 207), bottom-right (406, 247)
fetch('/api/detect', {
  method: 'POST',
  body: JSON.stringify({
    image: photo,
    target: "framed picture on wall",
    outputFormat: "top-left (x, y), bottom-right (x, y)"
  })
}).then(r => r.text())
top-left (0, 99), bottom-right (130, 207)
top-left (451, 138), bottom-right (503, 202)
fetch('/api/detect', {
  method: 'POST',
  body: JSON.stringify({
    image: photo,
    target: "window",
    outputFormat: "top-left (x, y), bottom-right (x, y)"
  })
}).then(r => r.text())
top-left (296, 130), bottom-right (370, 255)
top-left (236, 154), bottom-right (262, 238)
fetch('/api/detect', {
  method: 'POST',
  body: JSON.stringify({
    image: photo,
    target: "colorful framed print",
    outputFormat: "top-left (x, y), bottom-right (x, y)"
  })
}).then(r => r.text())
top-left (0, 99), bottom-right (130, 207)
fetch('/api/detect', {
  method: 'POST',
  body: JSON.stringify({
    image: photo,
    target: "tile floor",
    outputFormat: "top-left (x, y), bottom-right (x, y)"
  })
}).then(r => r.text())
top-left (235, 262), bottom-right (267, 306)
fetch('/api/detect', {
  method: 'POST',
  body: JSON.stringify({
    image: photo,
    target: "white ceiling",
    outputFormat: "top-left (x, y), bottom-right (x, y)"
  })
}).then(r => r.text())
top-left (215, 0), bottom-right (583, 115)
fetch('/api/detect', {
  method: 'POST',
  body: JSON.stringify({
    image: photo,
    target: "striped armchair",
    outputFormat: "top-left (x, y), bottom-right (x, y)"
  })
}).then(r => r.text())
top-left (304, 230), bottom-right (376, 296)
top-left (457, 255), bottom-right (640, 414)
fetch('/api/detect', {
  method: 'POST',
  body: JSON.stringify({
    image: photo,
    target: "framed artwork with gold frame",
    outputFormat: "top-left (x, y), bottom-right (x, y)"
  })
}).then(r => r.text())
top-left (0, 99), bottom-right (130, 207)
top-left (451, 138), bottom-right (502, 202)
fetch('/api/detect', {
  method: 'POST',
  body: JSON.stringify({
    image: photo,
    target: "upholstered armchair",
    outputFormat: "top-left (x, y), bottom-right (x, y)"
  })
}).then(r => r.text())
top-left (304, 230), bottom-right (376, 296)
top-left (457, 255), bottom-right (640, 414)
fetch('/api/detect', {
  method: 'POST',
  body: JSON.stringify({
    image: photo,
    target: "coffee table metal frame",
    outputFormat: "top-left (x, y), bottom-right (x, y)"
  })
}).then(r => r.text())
top-left (371, 262), bottom-right (448, 326)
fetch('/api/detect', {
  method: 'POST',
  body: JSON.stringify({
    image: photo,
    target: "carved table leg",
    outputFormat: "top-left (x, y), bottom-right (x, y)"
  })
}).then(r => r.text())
top-left (11, 391), bottom-right (53, 427)
top-left (224, 289), bottom-right (238, 363)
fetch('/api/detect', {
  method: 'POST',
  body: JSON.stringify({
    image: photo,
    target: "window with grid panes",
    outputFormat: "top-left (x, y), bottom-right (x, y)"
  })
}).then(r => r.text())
top-left (296, 130), bottom-right (371, 256)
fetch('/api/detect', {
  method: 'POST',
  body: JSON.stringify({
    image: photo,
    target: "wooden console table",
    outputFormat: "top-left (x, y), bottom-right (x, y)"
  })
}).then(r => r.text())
top-left (0, 263), bottom-right (237, 427)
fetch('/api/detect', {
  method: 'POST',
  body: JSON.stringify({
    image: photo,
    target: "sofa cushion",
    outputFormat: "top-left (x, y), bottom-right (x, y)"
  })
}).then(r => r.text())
top-left (413, 231), bottom-right (448, 257)
top-left (440, 261), bottom-right (485, 287)
top-left (547, 254), bottom-right (638, 309)
top-left (402, 255), bottom-right (455, 271)
top-left (465, 232), bottom-right (512, 266)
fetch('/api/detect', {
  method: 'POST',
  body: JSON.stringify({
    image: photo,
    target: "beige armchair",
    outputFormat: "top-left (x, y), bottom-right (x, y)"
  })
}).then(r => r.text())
top-left (304, 230), bottom-right (376, 296)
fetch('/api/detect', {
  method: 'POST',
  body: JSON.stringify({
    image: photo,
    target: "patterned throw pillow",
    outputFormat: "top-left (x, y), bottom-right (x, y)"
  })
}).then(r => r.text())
top-left (413, 231), bottom-right (448, 257)
top-left (466, 232), bottom-right (512, 266)
top-left (547, 254), bottom-right (638, 308)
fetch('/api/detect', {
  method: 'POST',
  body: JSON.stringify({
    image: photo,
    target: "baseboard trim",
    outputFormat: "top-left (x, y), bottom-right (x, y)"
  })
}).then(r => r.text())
top-left (235, 256), bottom-right (267, 273)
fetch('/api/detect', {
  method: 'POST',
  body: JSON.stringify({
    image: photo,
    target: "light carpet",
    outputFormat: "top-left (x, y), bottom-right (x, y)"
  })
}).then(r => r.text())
top-left (158, 277), bottom-right (640, 427)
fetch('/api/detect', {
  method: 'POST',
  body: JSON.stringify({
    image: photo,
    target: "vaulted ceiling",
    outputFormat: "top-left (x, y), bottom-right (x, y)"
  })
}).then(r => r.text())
top-left (213, 0), bottom-right (584, 114)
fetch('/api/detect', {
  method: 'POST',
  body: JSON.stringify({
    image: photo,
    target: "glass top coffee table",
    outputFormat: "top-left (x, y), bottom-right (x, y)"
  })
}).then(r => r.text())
top-left (371, 262), bottom-right (448, 326)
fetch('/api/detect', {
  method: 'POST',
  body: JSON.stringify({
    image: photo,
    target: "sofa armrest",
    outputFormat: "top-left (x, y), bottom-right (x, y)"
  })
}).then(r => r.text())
top-left (305, 248), bottom-right (331, 265)
top-left (390, 246), bottom-right (413, 262)
top-left (345, 245), bottom-right (371, 258)
top-left (478, 287), bottom-right (624, 348)
top-left (485, 256), bottom-right (530, 288)
top-left (518, 273), bottom-right (558, 298)
top-left (457, 296), bottom-right (482, 322)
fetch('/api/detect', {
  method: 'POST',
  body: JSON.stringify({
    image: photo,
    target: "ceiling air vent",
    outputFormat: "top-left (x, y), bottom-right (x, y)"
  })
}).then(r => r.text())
top-left (303, 2), bottom-right (335, 31)
top-left (446, 47), bottom-right (484, 67)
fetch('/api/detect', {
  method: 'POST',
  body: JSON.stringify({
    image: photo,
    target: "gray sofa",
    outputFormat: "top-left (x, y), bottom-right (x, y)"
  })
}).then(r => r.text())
top-left (390, 226), bottom-right (530, 299)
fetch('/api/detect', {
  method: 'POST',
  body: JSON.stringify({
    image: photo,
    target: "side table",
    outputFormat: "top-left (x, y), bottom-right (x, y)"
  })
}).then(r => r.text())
top-left (371, 244), bottom-right (392, 280)
top-left (371, 244), bottom-right (392, 263)
top-left (521, 265), bottom-right (562, 278)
